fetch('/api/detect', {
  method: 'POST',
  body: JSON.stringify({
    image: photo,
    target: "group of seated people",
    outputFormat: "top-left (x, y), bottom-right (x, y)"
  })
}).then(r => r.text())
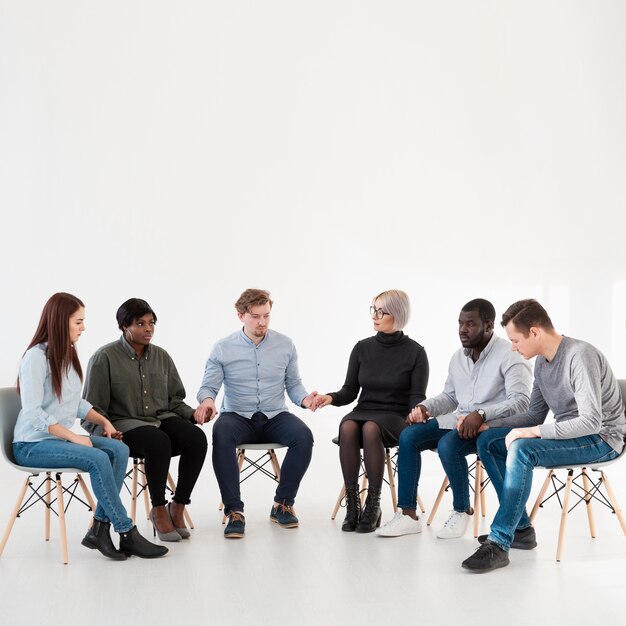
top-left (10, 288), bottom-right (625, 572)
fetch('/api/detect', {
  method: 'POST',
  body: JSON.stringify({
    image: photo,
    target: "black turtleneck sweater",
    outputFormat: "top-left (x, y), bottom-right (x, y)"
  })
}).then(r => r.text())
top-left (329, 331), bottom-right (429, 415)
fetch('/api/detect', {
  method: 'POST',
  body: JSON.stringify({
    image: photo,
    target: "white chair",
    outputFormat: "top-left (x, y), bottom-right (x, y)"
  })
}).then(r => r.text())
top-left (219, 442), bottom-right (287, 522)
top-left (330, 437), bottom-right (426, 521)
top-left (0, 387), bottom-right (96, 564)
top-left (529, 378), bottom-right (626, 561)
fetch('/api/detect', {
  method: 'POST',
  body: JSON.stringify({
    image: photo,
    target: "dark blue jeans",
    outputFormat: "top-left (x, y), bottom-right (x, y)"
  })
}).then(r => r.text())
top-left (477, 427), bottom-right (619, 550)
top-left (212, 411), bottom-right (314, 514)
top-left (397, 419), bottom-right (478, 512)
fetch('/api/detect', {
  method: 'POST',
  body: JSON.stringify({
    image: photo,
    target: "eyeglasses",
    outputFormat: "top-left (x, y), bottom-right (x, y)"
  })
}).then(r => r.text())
top-left (370, 306), bottom-right (391, 320)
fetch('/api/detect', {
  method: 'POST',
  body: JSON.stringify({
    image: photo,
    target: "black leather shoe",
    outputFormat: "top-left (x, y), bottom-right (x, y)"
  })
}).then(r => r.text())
top-left (342, 485), bottom-right (361, 532)
top-left (81, 520), bottom-right (127, 560)
top-left (119, 526), bottom-right (169, 558)
top-left (356, 487), bottom-right (382, 533)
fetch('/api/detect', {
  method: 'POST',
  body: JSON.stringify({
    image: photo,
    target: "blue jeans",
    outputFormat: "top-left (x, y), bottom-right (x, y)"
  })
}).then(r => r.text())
top-left (212, 411), bottom-right (314, 514)
top-left (13, 436), bottom-right (134, 533)
top-left (477, 428), bottom-right (619, 550)
top-left (397, 420), bottom-right (478, 512)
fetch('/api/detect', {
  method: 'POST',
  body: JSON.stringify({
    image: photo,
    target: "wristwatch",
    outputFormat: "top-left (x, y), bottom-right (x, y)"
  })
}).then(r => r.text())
top-left (477, 409), bottom-right (486, 422)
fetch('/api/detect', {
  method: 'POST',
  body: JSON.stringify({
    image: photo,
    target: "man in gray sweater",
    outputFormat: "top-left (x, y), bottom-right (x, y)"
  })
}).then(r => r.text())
top-left (462, 299), bottom-right (626, 572)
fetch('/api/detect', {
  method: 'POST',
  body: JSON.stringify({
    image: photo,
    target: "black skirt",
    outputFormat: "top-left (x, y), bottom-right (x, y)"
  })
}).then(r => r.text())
top-left (339, 409), bottom-right (408, 447)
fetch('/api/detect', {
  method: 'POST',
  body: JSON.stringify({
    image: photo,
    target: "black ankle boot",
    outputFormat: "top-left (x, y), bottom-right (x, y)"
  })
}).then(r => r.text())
top-left (81, 520), bottom-right (127, 560)
top-left (119, 526), bottom-right (169, 559)
top-left (342, 485), bottom-right (362, 532)
top-left (356, 487), bottom-right (382, 533)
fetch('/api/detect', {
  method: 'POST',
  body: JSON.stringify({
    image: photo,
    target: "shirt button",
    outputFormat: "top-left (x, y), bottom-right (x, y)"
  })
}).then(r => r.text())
top-left (145, 406), bottom-right (148, 409)
top-left (144, 390), bottom-right (147, 394)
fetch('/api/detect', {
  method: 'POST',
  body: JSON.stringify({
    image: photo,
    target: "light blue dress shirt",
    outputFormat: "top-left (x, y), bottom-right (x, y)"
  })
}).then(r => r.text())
top-left (197, 329), bottom-right (309, 418)
top-left (14, 343), bottom-right (93, 443)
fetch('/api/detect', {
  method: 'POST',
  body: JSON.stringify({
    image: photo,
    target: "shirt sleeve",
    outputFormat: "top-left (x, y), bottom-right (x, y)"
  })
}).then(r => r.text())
top-left (197, 345), bottom-right (225, 403)
top-left (167, 355), bottom-right (195, 420)
top-left (329, 343), bottom-right (361, 407)
top-left (285, 342), bottom-right (309, 407)
top-left (422, 358), bottom-right (459, 417)
top-left (18, 349), bottom-right (57, 431)
top-left (489, 378), bottom-right (550, 429)
top-left (82, 351), bottom-right (112, 419)
top-left (482, 355), bottom-right (533, 421)
top-left (539, 351), bottom-right (604, 440)
top-left (408, 346), bottom-right (429, 409)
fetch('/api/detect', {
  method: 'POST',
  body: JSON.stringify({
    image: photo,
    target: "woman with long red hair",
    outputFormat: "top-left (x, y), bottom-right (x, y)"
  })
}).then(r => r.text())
top-left (13, 292), bottom-right (167, 560)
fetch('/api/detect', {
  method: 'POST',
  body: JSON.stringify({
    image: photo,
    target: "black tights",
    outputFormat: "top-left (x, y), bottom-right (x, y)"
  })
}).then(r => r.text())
top-left (339, 420), bottom-right (385, 490)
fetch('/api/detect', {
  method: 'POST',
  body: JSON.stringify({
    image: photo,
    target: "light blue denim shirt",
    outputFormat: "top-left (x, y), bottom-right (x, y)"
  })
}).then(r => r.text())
top-left (197, 329), bottom-right (309, 418)
top-left (14, 343), bottom-right (93, 443)
top-left (423, 334), bottom-right (533, 429)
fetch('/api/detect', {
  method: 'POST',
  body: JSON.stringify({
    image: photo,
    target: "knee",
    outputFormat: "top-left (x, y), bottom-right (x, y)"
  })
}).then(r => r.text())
top-left (437, 431), bottom-right (459, 458)
top-left (361, 421), bottom-right (382, 444)
top-left (189, 427), bottom-right (209, 454)
top-left (211, 419), bottom-right (239, 448)
top-left (294, 424), bottom-right (314, 449)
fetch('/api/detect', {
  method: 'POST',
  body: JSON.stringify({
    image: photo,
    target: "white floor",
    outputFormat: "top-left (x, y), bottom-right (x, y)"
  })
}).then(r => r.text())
top-left (2, 417), bottom-right (626, 626)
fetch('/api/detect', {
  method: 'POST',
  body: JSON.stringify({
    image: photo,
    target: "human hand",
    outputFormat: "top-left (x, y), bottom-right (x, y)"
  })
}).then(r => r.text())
top-left (102, 419), bottom-right (123, 440)
top-left (302, 391), bottom-right (319, 411)
top-left (457, 411), bottom-right (483, 439)
top-left (407, 405), bottom-right (429, 424)
top-left (505, 427), bottom-right (540, 449)
top-left (72, 435), bottom-right (93, 447)
top-left (195, 399), bottom-right (218, 424)
top-left (312, 394), bottom-right (333, 410)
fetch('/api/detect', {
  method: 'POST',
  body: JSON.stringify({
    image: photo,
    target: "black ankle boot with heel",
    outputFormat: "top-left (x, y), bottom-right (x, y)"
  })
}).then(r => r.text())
top-left (342, 484), bottom-right (362, 532)
top-left (356, 487), bottom-right (382, 533)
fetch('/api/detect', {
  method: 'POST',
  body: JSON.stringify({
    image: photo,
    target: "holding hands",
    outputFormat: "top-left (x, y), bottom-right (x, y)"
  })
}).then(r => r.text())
top-left (195, 398), bottom-right (218, 424)
top-left (310, 393), bottom-right (333, 411)
top-left (407, 404), bottom-right (429, 424)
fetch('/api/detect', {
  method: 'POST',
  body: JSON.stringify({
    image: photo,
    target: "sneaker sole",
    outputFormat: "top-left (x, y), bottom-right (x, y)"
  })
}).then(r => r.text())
top-left (224, 532), bottom-right (245, 539)
top-left (462, 558), bottom-right (510, 572)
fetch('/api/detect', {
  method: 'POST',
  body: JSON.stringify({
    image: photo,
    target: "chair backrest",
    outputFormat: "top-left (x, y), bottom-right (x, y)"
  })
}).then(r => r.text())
top-left (0, 387), bottom-right (21, 466)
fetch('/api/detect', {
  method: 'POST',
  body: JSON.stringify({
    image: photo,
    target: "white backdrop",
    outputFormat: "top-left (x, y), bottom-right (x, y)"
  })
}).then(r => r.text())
top-left (1, 1), bottom-right (625, 416)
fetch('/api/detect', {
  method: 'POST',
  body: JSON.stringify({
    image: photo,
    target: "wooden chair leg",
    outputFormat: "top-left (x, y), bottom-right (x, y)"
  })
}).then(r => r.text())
top-left (427, 477), bottom-right (449, 526)
top-left (473, 461), bottom-right (482, 538)
top-left (139, 461), bottom-right (150, 520)
top-left (530, 470), bottom-right (554, 522)
top-left (331, 485), bottom-right (346, 520)
top-left (556, 470), bottom-right (574, 562)
top-left (269, 450), bottom-right (282, 481)
top-left (417, 494), bottom-right (426, 514)
top-left (131, 460), bottom-right (139, 524)
top-left (55, 474), bottom-right (69, 565)
top-left (0, 477), bottom-right (31, 558)
top-left (385, 449), bottom-right (398, 512)
top-left (581, 469), bottom-right (596, 538)
top-left (44, 473), bottom-right (52, 541)
top-left (600, 471), bottom-right (626, 535)
top-left (479, 461), bottom-right (487, 518)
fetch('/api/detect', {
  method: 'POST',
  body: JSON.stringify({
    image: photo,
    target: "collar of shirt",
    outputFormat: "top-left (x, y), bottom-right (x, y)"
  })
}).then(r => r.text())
top-left (119, 335), bottom-right (152, 360)
top-left (462, 331), bottom-right (498, 363)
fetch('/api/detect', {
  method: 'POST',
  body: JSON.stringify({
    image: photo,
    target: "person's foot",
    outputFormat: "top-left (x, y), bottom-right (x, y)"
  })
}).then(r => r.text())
top-left (167, 502), bottom-right (191, 539)
top-left (437, 509), bottom-right (471, 539)
top-left (478, 526), bottom-right (537, 550)
top-left (119, 526), bottom-right (169, 558)
top-left (376, 511), bottom-right (422, 537)
top-left (81, 520), bottom-right (127, 560)
top-left (270, 502), bottom-right (299, 528)
top-left (462, 540), bottom-right (510, 572)
top-left (224, 511), bottom-right (246, 539)
top-left (149, 506), bottom-right (181, 542)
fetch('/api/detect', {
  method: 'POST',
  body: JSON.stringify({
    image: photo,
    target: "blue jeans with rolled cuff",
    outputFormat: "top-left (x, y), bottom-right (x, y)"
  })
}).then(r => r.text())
top-left (477, 428), bottom-right (619, 551)
top-left (13, 435), bottom-right (134, 533)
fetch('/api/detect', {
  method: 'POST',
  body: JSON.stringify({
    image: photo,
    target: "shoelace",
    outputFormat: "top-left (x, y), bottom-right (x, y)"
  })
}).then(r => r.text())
top-left (229, 512), bottom-right (244, 523)
top-left (275, 503), bottom-right (295, 515)
top-left (442, 511), bottom-right (463, 528)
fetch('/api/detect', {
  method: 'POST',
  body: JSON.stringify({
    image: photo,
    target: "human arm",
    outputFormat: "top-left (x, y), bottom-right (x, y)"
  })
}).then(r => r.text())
top-left (197, 347), bottom-right (225, 406)
top-left (325, 343), bottom-right (361, 407)
top-left (407, 404), bottom-right (430, 424)
top-left (505, 426), bottom-right (542, 449)
top-left (166, 355), bottom-right (196, 421)
top-left (284, 343), bottom-right (310, 408)
top-left (83, 408), bottom-right (123, 439)
top-left (488, 379), bottom-right (550, 429)
top-left (408, 346), bottom-right (429, 409)
top-left (195, 397), bottom-right (218, 424)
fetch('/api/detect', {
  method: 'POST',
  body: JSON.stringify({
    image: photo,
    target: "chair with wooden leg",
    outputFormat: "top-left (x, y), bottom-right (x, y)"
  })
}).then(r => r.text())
top-left (528, 378), bottom-right (626, 562)
top-left (0, 387), bottom-right (97, 565)
top-left (427, 455), bottom-right (490, 537)
top-left (124, 457), bottom-right (194, 529)
top-left (218, 443), bottom-right (287, 523)
top-left (330, 437), bottom-right (426, 521)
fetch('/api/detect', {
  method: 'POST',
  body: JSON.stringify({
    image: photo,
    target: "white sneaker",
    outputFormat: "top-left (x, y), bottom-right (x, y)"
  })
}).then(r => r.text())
top-left (376, 511), bottom-right (422, 537)
top-left (436, 510), bottom-right (471, 539)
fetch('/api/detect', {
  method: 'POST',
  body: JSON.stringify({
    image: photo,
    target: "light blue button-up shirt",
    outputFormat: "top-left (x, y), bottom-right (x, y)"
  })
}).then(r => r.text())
top-left (423, 334), bottom-right (533, 429)
top-left (14, 343), bottom-right (93, 443)
top-left (197, 329), bottom-right (309, 418)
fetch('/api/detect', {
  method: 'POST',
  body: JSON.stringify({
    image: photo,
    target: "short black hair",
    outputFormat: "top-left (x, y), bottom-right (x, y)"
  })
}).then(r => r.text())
top-left (461, 298), bottom-right (496, 324)
top-left (116, 298), bottom-right (157, 331)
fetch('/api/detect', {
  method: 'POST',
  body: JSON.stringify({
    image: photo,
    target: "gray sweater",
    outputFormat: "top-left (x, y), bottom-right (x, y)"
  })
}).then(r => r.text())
top-left (489, 336), bottom-right (625, 453)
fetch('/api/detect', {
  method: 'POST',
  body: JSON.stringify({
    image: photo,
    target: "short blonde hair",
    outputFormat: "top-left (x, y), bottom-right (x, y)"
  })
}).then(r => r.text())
top-left (373, 290), bottom-right (410, 331)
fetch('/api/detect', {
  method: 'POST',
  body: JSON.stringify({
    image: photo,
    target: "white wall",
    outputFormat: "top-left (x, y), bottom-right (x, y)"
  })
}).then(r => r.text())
top-left (1, 1), bottom-right (626, 399)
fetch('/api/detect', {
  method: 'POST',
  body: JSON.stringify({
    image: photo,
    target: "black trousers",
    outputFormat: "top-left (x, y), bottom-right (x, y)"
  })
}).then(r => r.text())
top-left (122, 416), bottom-right (208, 506)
